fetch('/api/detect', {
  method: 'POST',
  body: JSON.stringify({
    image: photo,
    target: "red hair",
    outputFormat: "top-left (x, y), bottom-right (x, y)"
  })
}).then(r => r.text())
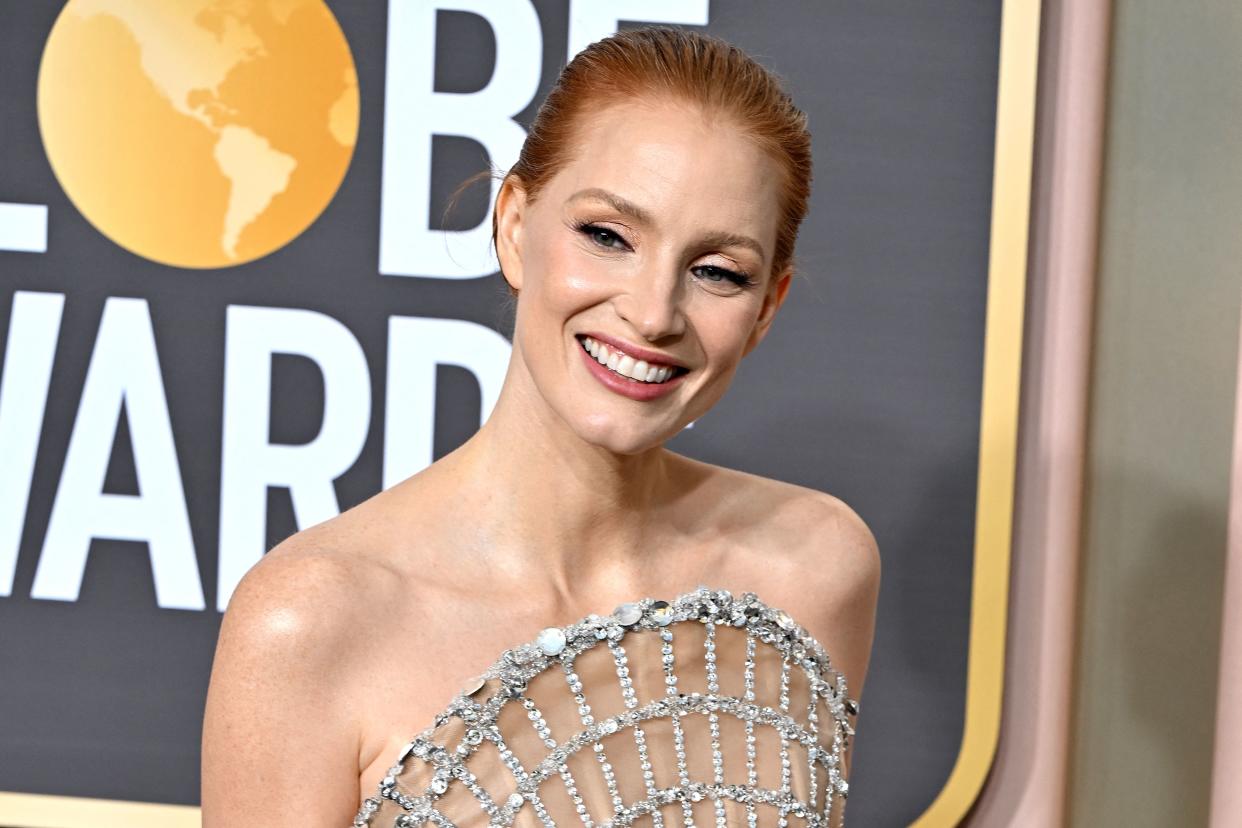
top-left (456, 26), bottom-right (813, 290)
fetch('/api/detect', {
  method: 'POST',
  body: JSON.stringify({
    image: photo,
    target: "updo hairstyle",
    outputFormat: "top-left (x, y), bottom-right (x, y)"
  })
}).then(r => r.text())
top-left (454, 26), bottom-right (813, 295)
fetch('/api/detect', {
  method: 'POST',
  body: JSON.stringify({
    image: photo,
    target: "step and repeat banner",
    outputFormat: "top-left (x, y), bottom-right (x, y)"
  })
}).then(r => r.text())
top-left (0, 1), bottom-right (1029, 825)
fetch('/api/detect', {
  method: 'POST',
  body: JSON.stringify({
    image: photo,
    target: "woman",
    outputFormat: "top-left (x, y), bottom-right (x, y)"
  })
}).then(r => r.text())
top-left (202, 25), bottom-right (880, 828)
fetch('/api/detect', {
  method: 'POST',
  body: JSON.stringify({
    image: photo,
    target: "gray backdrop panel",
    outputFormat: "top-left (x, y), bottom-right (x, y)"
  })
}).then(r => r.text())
top-left (0, 2), bottom-right (1001, 824)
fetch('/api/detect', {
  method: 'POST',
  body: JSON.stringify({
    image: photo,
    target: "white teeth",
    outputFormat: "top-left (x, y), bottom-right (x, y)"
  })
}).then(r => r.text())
top-left (579, 336), bottom-right (679, 384)
top-left (593, 343), bottom-right (611, 369)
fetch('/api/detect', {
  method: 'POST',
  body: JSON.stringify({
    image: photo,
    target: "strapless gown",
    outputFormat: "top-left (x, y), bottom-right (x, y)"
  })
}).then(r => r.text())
top-left (353, 585), bottom-right (859, 828)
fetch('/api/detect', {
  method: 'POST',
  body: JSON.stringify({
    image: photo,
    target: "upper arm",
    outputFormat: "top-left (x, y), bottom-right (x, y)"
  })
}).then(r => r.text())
top-left (781, 492), bottom-right (881, 792)
top-left (804, 496), bottom-right (884, 794)
top-left (816, 496), bottom-right (881, 702)
top-left (201, 546), bottom-right (367, 827)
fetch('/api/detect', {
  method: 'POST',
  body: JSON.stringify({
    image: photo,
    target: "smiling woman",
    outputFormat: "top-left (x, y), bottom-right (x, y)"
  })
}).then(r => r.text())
top-left (201, 25), bottom-right (880, 828)
top-left (489, 92), bottom-right (795, 454)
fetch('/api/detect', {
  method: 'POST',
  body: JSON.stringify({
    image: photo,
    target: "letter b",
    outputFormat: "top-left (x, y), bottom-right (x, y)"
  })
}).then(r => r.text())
top-left (379, 0), bottom-right (542, 279)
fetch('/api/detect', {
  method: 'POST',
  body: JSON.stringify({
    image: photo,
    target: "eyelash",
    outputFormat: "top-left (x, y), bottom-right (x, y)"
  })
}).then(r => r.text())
top-left (572, 221), bottom-right (757, 289)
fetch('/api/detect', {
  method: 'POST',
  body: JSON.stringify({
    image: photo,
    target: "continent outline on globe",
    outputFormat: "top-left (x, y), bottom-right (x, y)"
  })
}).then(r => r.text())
top-left (37, 0), bottom-right (360, 269)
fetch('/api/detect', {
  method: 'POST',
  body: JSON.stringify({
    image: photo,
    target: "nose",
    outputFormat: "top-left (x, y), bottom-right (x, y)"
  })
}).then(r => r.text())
top-left (614, 258), bottom-right (687, 341)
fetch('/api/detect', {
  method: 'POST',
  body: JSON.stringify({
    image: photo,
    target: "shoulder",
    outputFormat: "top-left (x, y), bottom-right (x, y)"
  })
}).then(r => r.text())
top-left (209, 473), bottom-right (441, 676)
top-left (677, 456), bottom-right (881, 695)
top-left (771, 487), bottom-right (881, 699)
top-left (207, 511), bottom-right (390, 694)
top-left (779, 487), bottom-right (881, 592)
top-left (751, 480), bottom-right (881, 620)
top-left (202, 515), bottom-right (406, 823)
top-left (673, 452), bottom-right (880, 586)
top-left (218, 517), bottom-right (399, 657)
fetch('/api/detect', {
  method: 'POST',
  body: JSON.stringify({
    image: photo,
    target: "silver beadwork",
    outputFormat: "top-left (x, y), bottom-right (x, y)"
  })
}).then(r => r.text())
top-left (354, 586), bottom-right (858, 827)
top-left (614, 602), bottom-right (643, 626)
top-left (650, 600), bottom-right (675, 626)
top-left (537, 627), bottom-right (567, 656)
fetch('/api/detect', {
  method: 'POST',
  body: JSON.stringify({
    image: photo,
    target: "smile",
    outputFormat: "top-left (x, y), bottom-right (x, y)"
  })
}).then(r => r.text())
top-left (578, 335), bottom-right (687, 384)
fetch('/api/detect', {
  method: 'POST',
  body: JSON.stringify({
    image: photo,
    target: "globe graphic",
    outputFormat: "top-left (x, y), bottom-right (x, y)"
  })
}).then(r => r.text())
top-left (37, 0), bottom-right (359, 269)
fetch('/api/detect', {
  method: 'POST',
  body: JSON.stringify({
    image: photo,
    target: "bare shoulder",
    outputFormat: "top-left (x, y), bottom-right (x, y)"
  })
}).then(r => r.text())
top-left (673, 453), bottom-right (880, 584)
top-left (753, 476), bottom-right (879, 623)
top-left (247, 513), bottom-right (395, 597)
top-left (217, 512), bottom-right (403, 660)
top-left (765, 483), bottom-right (881, 704)
top-left (202, 510), bottom-right (406, 826)
top-left (771, 483), bottom-right (882, 595)
top-left (673, 454), bottom-right (881, 697)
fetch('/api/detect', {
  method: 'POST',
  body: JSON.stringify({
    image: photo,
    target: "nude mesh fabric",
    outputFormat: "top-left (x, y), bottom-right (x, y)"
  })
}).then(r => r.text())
top-left (354, 587), bottom-right (858, 828)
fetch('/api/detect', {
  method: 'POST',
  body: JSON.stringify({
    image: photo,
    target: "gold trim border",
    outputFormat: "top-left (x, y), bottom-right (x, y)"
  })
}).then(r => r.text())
top-left (0, 1), bottom-right (1042, 825)
top-left (0, 793), bottom-right (199, 827)
top-left (911, 0), bottom-right (1042, 824)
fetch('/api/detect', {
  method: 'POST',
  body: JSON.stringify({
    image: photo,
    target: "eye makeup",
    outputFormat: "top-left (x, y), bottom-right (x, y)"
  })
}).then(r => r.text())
top-left (569, 220), bottom-right (758, 290)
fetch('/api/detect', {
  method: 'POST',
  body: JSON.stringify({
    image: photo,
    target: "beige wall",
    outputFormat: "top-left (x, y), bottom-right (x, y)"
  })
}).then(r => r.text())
top-left (1068, 2), bottom-right (1242, 825)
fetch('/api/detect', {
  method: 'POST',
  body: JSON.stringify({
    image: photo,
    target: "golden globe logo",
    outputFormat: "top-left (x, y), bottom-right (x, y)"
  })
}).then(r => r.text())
top-left (37, 0), bottom-right (359, 269)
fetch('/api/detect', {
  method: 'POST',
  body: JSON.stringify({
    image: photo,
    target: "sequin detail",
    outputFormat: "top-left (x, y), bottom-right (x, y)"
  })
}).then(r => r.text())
top-left (354, 586), bottom-right (858, 828)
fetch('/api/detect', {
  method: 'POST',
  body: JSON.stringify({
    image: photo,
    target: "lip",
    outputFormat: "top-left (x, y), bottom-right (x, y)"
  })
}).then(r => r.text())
top-left (578, 331), bottom-right (687, 369)
top-left (576, 336), bottom-right (688, 401)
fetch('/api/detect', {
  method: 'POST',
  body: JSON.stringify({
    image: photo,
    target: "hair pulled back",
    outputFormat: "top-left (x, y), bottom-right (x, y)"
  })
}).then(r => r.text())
top-left (490, 26), bottom-right (813, 286)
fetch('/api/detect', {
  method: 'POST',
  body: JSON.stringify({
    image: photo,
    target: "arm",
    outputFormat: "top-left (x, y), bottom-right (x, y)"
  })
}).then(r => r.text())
top-left (824, 500), bottom-right (880, 826)
top-left (789, 493), bottom-right (881, 816)
top-left (201, 547), bottom-right (366, 826)
top-left (819, 498), bottom-right (881, 713)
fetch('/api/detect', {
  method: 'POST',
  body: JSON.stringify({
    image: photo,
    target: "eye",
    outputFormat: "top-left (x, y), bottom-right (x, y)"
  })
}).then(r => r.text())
top-left (693, 264), bottom-right (757, 290)
top-left (576, 222), bottom-right (629, 250)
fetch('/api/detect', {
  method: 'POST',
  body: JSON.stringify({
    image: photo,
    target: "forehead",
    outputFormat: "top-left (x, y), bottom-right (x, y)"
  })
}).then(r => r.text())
top-left (547, 98), bottom-right (782, 241)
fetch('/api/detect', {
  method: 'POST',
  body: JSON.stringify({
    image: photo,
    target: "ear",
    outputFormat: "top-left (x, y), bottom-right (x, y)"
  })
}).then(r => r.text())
top-left (742, 266), bottom-right (793, 357)
top-left (495, 176), bottom-right (527, 292)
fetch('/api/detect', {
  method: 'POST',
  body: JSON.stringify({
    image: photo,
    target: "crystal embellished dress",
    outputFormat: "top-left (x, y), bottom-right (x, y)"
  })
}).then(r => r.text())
top-left (354, 586), bottom-right (859, 828)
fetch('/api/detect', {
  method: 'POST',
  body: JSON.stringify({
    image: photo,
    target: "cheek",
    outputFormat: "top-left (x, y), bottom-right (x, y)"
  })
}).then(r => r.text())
top-left (525, 238), bottom-right (617, 315)
top-left (691, 301), bottom-right (763, 362)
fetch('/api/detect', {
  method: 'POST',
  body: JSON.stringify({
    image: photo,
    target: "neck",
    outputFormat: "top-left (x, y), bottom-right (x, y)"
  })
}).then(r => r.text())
top-left (434, 355), bottom-right (682, 597)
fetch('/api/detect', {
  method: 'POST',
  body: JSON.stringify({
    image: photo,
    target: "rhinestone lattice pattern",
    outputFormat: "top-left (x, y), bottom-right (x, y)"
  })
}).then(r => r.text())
top-left (354, 586), bottom-right (859, 828)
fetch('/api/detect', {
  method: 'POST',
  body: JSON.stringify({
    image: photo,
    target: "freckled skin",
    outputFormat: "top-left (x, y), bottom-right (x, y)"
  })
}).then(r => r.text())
top-left (201, 97), bottom-right (880, 828)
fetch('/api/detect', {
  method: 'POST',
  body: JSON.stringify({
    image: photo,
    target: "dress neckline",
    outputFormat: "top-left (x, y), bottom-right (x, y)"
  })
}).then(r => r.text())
top-left (355, 584), bottom-right (860, 826)
top-left (422, 584), bottom-right (853, 739)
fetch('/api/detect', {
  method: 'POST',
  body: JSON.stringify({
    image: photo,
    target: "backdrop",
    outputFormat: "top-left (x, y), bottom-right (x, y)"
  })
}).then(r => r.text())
top-left (0, 1), bottom-right (1018, 825)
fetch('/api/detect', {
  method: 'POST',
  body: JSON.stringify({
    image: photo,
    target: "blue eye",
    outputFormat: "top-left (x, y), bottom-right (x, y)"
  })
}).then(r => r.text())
top-left (694, 265), bottom-right (755, 289)
top-left (574, 221), bottom-right (756, 290)
top-left (577, 223), bottom-right (627, 250)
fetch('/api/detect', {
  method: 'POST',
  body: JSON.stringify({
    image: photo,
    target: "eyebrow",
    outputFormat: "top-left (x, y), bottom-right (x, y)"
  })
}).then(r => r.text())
top-left (567, 187), bottom-right (768, 263)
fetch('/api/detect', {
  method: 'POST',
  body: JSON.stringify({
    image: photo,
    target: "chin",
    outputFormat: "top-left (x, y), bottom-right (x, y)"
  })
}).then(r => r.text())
top-left (573, 412), bottom-right (675, 456)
